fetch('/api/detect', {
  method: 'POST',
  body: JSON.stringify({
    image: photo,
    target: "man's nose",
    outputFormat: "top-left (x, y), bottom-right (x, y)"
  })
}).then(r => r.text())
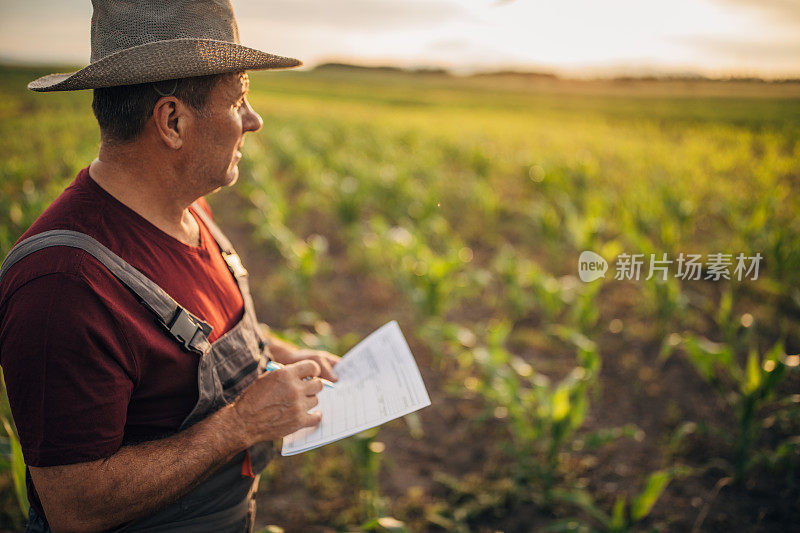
top-left (242, 98), bottom-right (263, 133)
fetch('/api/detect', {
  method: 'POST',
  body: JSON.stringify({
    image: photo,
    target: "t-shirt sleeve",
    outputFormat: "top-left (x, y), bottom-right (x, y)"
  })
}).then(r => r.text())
top-left (0, 272), bottom-right (136, 467)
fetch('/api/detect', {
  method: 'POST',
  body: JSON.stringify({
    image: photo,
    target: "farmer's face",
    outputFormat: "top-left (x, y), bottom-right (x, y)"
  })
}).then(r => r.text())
top-left (190, 72), bottom-right (262, 191)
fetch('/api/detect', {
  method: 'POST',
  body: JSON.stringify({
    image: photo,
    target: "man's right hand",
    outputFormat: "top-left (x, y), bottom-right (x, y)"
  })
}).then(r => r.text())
top-left (232, 359), bottom-right (324, 446)
top-left (29, 360), bottom-right (324, 532)
top-left (29, 362), bottom-right (325, 532)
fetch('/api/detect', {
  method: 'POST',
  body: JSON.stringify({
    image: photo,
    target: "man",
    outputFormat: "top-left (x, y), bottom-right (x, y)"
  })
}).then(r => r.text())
top-left (0, 1), bottom-right (339, 531)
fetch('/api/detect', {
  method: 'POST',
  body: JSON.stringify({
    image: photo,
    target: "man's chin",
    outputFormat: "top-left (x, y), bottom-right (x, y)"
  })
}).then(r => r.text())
top-left (207, 168), bottom-right (239, 195)
top-left (224, 166), bottom-right (240, 187)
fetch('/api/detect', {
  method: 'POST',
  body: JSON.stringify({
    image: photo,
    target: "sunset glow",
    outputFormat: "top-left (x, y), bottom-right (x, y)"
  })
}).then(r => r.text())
top-left (1, 0), bottom-right (798, 77)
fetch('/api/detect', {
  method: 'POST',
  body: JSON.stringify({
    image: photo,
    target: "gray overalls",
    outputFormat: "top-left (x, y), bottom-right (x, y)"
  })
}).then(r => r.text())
top-left (0, 204), bottom-right (274, 532)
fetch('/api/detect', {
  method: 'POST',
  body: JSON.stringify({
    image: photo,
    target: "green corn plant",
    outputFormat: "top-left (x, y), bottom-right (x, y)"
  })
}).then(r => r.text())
top-left (550, 467), bottom-right (688, 532)
top-left (715, 286), bottom-right (738, 347)
top-left (1, 417), bottom-right (27, 518)
top-left (562, 191), bottom-right (609, 255)
top-left (358, 217), bottom-right (471, 318)
top-left (334, 175), bottom-right (364, 226)
top-left (681, 333), bottom-right (797, 481)
top-left (241, 176), bottom-right (329, 305)
top-left (339, 428), bottom-right (407, 531)
top-left (457, 321), bottom-right (602, 504)
top-left (0, 369), bottom-right (28, 525)
top-left (627, 233), bottom-right (687, 340)
top-left (491, 246), bottom-right (566, 323)
top-left (425, 472), bottom-right (517, 533)
top-left (567, 279), bottom-right (603, 333)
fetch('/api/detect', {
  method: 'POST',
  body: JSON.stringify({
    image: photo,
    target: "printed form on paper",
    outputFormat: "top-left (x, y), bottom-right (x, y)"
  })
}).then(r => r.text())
top-left (281, 321), bottom-right (431, 456)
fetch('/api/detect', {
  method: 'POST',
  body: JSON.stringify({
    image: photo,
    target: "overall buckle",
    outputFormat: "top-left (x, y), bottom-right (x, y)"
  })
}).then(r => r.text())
top-left (223, 252), bottom-right (248, 278)
top-left (167, 307), bottom-right (206, 352)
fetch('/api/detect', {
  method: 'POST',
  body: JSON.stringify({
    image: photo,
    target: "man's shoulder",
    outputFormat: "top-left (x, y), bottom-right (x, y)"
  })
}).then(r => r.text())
top-left (1, 164), bottom-right (223, 312)
top-left (0, 243), bottom-right (125, 316)
top-left (2, 166), bottom-right (127, 304)
top-left (17, 167), bottom-right (104, 242)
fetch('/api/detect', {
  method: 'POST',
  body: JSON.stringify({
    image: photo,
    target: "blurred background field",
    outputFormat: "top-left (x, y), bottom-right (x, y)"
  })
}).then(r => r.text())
top-left (1, 63), bottom-right (799, 532)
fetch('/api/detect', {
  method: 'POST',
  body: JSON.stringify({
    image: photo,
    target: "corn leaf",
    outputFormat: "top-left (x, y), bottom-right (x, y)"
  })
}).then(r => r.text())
top-left (2, 417), bottom-right (28, 515)
top-left (552, 385), bottom-right (571, 422)
top-left (743, 350), bottom-right (761, 395)
top-left (610, 496), bottom-right (627, 530)
top-left (630, 470), bottom-right (671, 521)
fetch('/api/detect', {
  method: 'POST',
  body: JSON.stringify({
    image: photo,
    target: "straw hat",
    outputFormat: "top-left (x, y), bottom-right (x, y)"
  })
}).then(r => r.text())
top-left (28, 0), bottom-right (301, 92)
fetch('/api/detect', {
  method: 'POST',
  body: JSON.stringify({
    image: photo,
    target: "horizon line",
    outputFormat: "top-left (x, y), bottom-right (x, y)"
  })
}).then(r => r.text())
top-left (2, 57), bottom-right (800, 83)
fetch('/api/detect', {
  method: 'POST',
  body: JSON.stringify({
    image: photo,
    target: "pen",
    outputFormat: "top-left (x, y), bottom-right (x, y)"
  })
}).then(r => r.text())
top-left (265, 359), bottom-right (336, 389)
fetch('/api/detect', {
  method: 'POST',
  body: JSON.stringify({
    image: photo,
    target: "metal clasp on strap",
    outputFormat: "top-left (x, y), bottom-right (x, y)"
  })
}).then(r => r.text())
top-left (223, 252), bottom-right (248, 278)
top-left (168, 307), bottom-right (208, 353)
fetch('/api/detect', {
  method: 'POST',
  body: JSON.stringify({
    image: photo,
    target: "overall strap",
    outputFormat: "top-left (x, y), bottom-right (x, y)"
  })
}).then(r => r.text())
top-left (191, 202), bottom-right (248, 279)
top-left (0, 230), bottom-right (212, 355)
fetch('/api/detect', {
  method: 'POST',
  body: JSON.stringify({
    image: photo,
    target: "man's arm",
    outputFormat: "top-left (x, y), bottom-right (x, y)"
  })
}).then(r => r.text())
top-left (31, 360), bottom-right (324, 533)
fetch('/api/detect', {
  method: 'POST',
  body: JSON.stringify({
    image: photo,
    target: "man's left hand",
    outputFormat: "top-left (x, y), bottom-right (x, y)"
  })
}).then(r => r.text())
top-left (274, 349), bottom-right (340, 383)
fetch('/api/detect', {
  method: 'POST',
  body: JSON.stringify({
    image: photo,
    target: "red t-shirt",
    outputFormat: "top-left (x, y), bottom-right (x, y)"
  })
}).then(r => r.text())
top-left (0, 167), bottom-right (245, 515)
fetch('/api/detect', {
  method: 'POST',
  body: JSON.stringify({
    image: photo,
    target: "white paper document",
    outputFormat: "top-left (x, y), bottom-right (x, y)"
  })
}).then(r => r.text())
top-left (281, 321), bottom-right (431, 456)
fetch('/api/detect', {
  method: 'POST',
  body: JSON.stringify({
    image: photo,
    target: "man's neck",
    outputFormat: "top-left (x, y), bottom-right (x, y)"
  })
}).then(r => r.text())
top-left (88, 149), bottom-right (201, 247)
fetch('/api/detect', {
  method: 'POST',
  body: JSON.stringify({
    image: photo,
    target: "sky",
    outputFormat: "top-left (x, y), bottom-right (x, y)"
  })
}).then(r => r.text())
top-left (1, 0), bottom-right (799, 78)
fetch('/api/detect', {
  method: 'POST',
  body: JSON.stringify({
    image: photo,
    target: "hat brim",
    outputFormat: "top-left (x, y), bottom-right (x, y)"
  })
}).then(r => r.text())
top-left (28, 38), bottom-right (302, 92)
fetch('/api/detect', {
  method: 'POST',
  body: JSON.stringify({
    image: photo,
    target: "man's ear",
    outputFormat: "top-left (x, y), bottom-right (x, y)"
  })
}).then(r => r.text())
top-left (152, 97), bottom-right (186, 149)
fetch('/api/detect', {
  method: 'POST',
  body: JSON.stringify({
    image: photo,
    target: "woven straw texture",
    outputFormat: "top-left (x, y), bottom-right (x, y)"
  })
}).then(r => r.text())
top-left (28, 0), bottom-right (301, 92)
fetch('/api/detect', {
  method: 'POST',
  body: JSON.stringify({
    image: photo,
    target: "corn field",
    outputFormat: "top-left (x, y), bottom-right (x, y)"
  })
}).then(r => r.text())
top-left (0, 64), bottom-right (799, 532)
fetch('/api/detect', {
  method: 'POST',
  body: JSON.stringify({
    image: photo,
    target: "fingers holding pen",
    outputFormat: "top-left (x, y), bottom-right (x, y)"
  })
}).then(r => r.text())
top-left (287, 359), bottom-right (321, 380)
top-left (303, 409), bottom-right (323, 428)
top-left (233, 359), bottom-right (326, 442)
top-left (303, 378), bottom-right (324, 396)
top-left (286, 350), bottom-right (340, 382)
top-left (304, 394), bottom-right (319, 410)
